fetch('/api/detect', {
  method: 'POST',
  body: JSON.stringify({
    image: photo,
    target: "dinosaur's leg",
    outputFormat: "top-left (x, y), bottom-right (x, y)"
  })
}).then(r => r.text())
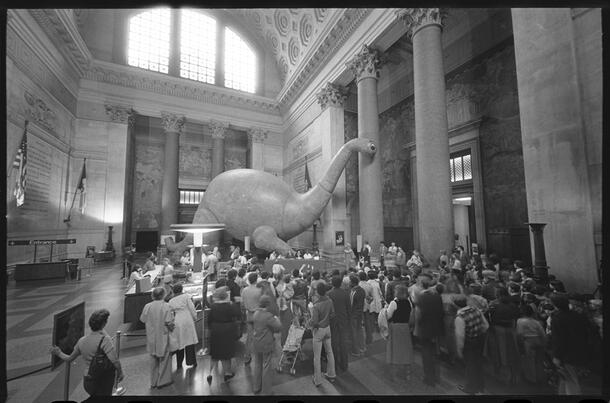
top-left (252, 225), bottom-right (294, 256)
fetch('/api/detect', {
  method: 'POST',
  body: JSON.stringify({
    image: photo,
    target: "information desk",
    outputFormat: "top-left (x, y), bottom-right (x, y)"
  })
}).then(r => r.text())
top-left (263, 258), bottom-right (327, 274)
top-left (14, 261), bottom-right (69, 281)
top-left (123, 267), bottom-right (208, 327)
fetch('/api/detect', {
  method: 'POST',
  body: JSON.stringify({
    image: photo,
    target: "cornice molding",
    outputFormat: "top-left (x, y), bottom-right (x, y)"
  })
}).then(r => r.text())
top-left (84, 60), bottom-right (281, 115)
top-left (277, 8), bottom-right (372, 112)
top-left (28, 9), bottom-right (92, 77)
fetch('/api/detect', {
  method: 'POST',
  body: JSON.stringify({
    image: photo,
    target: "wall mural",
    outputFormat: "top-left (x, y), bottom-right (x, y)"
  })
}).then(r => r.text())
top-left (378, 99), bottom-right (415, 227)
top-left (133, 145), bottom-right (163, 229)
top-left (224, 149), bottom-right (247, 171)
top-left (179, 144), bottom-right (212, 180)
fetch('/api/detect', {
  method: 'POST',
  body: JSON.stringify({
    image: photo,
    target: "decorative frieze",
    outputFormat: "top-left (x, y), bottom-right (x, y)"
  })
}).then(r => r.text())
top-left (316, 83), bottom-right (348, 110)
top-left (396, 8), bottom-right (447, 38)
top-left (247, 127), bottom-right (268, 143)
top-left (24, 91), bottom-right (57, 131)
top-left (346, 44), bottom-right (381, 82)
top-left (209, 119), bottom-right (230, 139)
top-left (104, 104), bottom-right (135, 124)
top-left (161, 112), bottom-right (186, 133)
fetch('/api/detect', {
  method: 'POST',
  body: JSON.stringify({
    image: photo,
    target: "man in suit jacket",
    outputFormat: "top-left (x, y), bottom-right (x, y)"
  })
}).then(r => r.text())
top-left (348, 274), bottom-right (366, 356)
top-left (415, 273), bottom-right (444, 387)
top-left (328, 275), bottom-right (351, 372)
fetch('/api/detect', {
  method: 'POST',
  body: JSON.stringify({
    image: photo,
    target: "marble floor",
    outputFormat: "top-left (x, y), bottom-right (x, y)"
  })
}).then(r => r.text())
top-left (5, 259), bottom-right (602, 402)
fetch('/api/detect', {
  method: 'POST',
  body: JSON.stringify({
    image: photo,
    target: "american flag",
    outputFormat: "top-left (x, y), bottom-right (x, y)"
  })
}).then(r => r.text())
top-left (77, 159), bottom-right (87, 214)
top-left (13, 121), bottom-right (28, 207)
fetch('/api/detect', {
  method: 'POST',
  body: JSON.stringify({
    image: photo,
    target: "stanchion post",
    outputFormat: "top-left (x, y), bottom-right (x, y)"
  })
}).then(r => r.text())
top-left (63, 360), bottom-right (70, 401)
top-left (112, 330), bottom-right (125, 396)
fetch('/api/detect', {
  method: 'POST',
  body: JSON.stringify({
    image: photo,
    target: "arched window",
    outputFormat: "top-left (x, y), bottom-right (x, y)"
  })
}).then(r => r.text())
top-left (224, 27), bottom-right (256, 93)
top-left (127, 9), bottom-right (257, 93)
top-left (127, 9), bottom-right (171, 74)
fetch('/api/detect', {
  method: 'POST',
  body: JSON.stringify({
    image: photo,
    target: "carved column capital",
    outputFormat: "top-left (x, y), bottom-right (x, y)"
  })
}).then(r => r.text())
top-left (161, 112), bottom-right (185, 133)
top-left (104, 104), bottom-right (135, 124)
top-left (396, 8), bottom-right (447, 39)
top-left (209, 119), bottom-right (230, 139)
top-left (346, 44), bottom-right (381, 82)
top-left (316, 83), bottom-right (348, 110)
top-left (247, 127), bottom-right (268, 144)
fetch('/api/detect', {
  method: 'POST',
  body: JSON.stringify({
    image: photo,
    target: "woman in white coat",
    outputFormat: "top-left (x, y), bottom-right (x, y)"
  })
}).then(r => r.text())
top-left (168, 283), bottom-right (199, 368)
top-left (366, 270), bottom-right (385, 339)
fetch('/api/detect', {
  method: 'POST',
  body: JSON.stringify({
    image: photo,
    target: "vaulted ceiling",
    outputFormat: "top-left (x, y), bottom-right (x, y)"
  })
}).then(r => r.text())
top-left (229, 9), bottom-right (336, 86)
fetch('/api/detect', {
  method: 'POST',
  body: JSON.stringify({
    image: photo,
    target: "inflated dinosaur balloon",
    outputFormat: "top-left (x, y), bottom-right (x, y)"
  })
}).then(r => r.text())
top-left (167, 137), bottom-right (377, 255)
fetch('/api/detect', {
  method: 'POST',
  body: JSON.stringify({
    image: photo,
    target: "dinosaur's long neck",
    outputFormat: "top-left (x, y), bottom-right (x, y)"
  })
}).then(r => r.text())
top-left (295, 139), bottom-right (359, 226)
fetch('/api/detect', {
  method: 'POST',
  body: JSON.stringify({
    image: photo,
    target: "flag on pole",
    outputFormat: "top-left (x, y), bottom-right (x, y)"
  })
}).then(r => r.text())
top-left (77, 159), bottom-right (87, 214)
top-left (304, 156), bottom-right (312, 191)
top-left (13, 121), bottom-right (28, 207)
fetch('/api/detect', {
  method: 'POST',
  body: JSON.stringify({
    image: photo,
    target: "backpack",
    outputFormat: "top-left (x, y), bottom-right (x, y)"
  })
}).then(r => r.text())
top-left (87, 336), bottom-right (115, 379)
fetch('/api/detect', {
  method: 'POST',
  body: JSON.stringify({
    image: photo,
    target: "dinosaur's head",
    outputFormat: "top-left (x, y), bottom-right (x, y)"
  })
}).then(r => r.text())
top-left (349, 138), bottom-right (377, 156)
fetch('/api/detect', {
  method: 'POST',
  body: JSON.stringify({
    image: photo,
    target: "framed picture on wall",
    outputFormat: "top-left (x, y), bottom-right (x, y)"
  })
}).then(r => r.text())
top-left (335, 231), bottom-right (344, 246)
top-left (85, 246), bottom-right (96, 258)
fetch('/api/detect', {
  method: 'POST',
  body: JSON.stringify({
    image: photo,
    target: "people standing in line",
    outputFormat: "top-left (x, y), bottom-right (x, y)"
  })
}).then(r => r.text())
top-left (310, 282), bottom-right (337, 386)
top-left (349, 274), bottom-right (366, 357)
top-left (140, 287), bottom-right (175, 389)
top-left (168, 283), bottom-right (198, 369)
top-left (252, 295), bottom-right (282, 395)
top-left (385, 284), bottom-right (414, 382)
top-left (327, 275), bottom-right (350, 373)
top-left (241, 272), bottom-right (262, 365)
top-left (413, 274), bottom-right (444, 387)
top-left (50, 309), bottom-right (124, 397)
top-left (207, 287), bottom-right (241, 385)
top-left (454, 295), bottom-right (489, 395)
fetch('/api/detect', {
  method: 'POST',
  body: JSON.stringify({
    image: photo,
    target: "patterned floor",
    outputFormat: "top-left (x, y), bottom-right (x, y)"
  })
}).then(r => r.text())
top-left (5, 260), bottom-right (601, 402)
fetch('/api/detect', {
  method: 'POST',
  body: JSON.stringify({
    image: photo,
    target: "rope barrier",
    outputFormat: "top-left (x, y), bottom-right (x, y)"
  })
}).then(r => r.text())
top-left (6, 364), bottom-right (52, 382)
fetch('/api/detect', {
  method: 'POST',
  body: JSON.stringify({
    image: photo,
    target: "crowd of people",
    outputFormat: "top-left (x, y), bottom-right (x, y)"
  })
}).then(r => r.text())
top-left (51, 243), bottom-right (603, 397)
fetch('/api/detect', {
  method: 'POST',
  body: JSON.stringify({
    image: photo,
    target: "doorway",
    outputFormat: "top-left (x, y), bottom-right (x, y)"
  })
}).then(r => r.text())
top-left (453, 195), bottom-right (476, 256)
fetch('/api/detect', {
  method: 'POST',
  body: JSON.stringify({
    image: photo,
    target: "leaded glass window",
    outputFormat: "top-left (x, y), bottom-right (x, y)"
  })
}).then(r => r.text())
top-left (128, 9), bottom-right (171, 74)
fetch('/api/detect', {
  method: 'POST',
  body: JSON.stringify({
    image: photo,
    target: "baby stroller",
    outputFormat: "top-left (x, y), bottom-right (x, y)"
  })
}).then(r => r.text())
top-left (277, 323), bottom-right (306, 375)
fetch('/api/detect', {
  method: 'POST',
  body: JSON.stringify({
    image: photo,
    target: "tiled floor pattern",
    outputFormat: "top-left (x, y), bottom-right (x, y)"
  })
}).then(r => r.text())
top-left (5, 259), bottom-right (602, 402)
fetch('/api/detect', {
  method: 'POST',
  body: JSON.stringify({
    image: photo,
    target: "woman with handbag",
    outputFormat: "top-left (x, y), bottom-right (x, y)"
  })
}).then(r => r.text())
top-left (168, 283), bottom-right (199, 368)
top-left (207, 287), bottom-right (241, 384)
top-left (50, 309), bottom-right (124, 396)
top-left (140, 287), bottom-right (176, 389)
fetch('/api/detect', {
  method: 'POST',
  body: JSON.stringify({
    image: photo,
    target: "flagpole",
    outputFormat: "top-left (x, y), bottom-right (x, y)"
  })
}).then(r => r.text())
top-left (64, 158), bottom-right (86, 223)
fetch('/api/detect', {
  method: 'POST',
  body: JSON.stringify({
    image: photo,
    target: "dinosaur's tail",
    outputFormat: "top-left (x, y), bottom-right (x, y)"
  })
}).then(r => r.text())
top-left (165, 233), bottom-right (193, 255)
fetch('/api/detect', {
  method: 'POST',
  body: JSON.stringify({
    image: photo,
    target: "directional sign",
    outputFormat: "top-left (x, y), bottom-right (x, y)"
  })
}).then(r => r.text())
top-left (8, 239), bottom-right (77, 246)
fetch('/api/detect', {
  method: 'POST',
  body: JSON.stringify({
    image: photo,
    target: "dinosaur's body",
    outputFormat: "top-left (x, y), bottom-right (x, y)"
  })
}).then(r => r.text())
top-left (167, 138), bottom-right (377, 255)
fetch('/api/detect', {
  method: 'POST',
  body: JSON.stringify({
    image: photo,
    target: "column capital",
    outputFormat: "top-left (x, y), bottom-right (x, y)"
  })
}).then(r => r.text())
top-left (396, 8), bottom-right (447, 39)
top-left (104, 104), bottom-right (135, 124)
top-left (209, 119), bottom-right (230, 139)
top-left (160, 112), bottom-right (186, 133)
top-left (346, 44), bottom-right (381, 82)
top-left (316, 83), bottom-right (348, 110)
top-left (247, 127), bottom-right (268, 144)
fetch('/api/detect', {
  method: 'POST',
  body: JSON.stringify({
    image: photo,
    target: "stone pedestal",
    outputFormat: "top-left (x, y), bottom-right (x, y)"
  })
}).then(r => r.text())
top-left (347, 45), bottom-right (384, 259)
top-left (160, 112), bottom-right (185, 235)
top-left (398, 9), bottom-right (454, 261)
top-left (210, 120), bottom-right (228, 178)
top-left (248, 128), bottom-right (267, 171)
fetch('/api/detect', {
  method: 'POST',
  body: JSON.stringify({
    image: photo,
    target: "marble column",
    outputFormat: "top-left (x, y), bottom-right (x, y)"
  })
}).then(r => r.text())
top-left (346, 45), bottom-right (384, 260)
top-left (398, 9), bottom-right (454, 261)
top-left (160, 112), bottom-right (185, 235)
top-left (248, 128), bottom-right (267, 171)
top-left (209, 119), bottom-right (229, 178)
top-left (316, 82), bottom-right (350, 258)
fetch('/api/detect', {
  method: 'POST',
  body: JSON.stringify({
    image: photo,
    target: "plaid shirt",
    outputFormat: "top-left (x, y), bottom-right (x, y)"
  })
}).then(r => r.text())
top-left (457, 306), bottom-right (487, 339)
